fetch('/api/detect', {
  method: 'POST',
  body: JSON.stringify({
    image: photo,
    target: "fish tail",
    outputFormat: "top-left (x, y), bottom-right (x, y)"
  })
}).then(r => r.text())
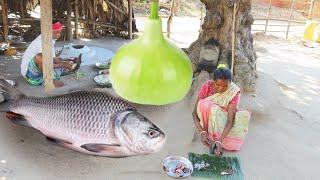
top-left (0, 76), bottom-right (24, 100)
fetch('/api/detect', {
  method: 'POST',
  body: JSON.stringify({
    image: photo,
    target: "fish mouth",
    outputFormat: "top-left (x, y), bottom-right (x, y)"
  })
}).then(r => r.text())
top-left (152, 135), bottom-right (166, 152)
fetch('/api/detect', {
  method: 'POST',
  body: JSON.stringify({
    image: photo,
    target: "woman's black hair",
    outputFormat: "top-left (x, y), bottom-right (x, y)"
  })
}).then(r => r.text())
top-left (213, 67), bottom-right (232, 81)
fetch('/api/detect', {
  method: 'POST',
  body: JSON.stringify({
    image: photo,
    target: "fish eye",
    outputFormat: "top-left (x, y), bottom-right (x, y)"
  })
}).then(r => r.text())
top-left (148, 130), bottom-right (158, 138)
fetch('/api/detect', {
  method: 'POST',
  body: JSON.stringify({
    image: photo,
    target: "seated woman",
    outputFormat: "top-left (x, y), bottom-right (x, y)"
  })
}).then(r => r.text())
top-left (192, 64), bottom-right (250, 156)
top-left (26, 53), bottom-right (81, 87)
top-left (21, 22), bottom-right (81, 88)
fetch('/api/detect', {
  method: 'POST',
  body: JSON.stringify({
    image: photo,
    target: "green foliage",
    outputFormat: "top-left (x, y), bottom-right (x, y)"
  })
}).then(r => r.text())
top-left (188, 153), bottom-right (244, 180)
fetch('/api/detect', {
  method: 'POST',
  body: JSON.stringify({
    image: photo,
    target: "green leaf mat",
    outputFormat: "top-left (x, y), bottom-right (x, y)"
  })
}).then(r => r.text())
top-left (188, 153), bottom-right (244, 180)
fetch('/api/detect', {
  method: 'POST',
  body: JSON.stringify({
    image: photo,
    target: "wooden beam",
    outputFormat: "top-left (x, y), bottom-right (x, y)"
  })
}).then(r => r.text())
top-left (66, 0), bottom-right (73, 41)
top-left (1, 0), bottom-right (9, 40)
top-left (106, 0), bottom-right (127, 15)
top-left (74, 0), bottom-right (79, 39)
top-left (12, 18), bottom-right (40, 21)
top-left (264, 0), bottom-right (272, 34)
top-left (40, 0), bottom-right (55, 92)
top-left (308, 0), bottom-right (315, 20)
top-left (286, 0), bottom-right (296, 39)
top-left (254, 18), bottom-right (306, 24)
top-left (77, 19), bottom-right (126, 31)
top-left (7, 18), bottom-right (130, 33)
top-left (128, 0), bottom-right (132, 39)
top-left (167, 0), bottom-right (175, 38)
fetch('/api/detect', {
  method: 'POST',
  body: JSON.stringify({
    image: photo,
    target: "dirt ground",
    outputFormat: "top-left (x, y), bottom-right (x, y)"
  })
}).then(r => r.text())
top-left (0, 17), bottom-right (320, 180)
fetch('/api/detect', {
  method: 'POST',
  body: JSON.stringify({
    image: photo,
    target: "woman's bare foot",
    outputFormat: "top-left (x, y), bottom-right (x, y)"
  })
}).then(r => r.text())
top-left (53, 80), bottom-right (64, 87)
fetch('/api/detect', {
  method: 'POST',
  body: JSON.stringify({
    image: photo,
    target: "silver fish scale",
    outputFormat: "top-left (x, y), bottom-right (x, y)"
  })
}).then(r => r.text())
top-left (10, 91), bottom-right (135, 142)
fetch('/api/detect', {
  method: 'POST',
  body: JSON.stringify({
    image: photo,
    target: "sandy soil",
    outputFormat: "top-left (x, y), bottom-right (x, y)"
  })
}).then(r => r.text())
top-left (0, 18), bottom-right (320, 180)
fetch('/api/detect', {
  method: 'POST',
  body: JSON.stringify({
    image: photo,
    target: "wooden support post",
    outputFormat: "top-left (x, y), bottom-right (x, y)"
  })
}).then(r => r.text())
top-left (20, 1), bottom-right (25, 18)
top-left (40, 0), bottom-right (55, 92)
top-left (264, 0), bottom-right (272, 34)
top-left (0, 0), bottom-right (9, 40)
top-left (308, 0), bottom-right (315, 20)
top-left (175, 0), bottom-right (179, 14)
top-left (74, 0), bottom-right (79, 39)
top-left (167, 0), bottom-right (175, 38)
top-left (128, 0), bottom-right (132, 39)
top-left (66, 0), bottom-right (73, 41)
top-left (231, 2), bottom-right (237, 76)
top-left (286, 0), bottom-right (296, 39)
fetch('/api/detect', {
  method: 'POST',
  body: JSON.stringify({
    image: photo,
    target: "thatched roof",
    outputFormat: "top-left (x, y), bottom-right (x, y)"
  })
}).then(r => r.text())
top-left (2, 0), bottom-right (136, 41)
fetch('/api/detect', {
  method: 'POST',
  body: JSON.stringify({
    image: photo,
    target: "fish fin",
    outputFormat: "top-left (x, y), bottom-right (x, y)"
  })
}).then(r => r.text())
top-left (0, 99), bottom-right (11, 112)
top-left (80, 143), bottom-right (121, 153)
top-left (5, 111), bottom-right (32, 127)
top-left (0, 77), bottom-right (24, 100)
top-left (46, 136), bottom-right (72, 146)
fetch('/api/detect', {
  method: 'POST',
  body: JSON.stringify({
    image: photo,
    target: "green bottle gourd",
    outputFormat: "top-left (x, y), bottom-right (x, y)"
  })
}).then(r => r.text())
top-left (110, 2), bottom-right (193, 105)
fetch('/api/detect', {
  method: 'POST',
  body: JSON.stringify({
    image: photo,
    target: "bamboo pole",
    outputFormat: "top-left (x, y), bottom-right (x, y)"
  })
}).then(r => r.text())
top-left (40, 0), bottom-right (55, 92)
top-left (231, 2), bottom-right (237, 76)
top-left (74, 0), bottom-right (79, 39)
top-left (307, 0), bottom-right (315, 20)
top-left (128, 0), bottom-right (132, 39)
top-left (1, 0), bottom-right (9, 40)
top-left (264, 0), bottom-right (272, 34)
top-left (167, 0), bottom-right (175, 38)
top-left (66, 0), bottom-right (73, 41)
top-left (286, 0), bottom-right (296, 39)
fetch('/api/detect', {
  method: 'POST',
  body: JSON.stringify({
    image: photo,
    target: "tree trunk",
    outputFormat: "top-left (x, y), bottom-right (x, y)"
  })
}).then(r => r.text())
top-left (74, 0), bottom-right (79, 39)
top-left (188, 0), bottom-right (257, 92)
top-left (1, 0), bottom-right (9, 39)
top-left (66, 0), bottom-right (73, 41)
top-left (40, 0), bottom-right (55, 92)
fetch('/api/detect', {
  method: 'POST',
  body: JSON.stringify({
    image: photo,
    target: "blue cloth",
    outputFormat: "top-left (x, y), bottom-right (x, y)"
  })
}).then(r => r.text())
top-left (26, 58), bottom-right (62, 86)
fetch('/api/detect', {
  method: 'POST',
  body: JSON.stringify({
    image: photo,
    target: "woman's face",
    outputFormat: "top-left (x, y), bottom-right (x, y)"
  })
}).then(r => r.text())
top-left (52, 30), bottom-right (62, 40)
top-left (213, 79), bottom-right (230, 93)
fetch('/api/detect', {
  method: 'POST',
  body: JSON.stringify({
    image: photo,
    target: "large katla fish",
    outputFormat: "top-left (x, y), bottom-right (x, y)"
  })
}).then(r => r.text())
top-left (0, 78), bottom-right (165, 157)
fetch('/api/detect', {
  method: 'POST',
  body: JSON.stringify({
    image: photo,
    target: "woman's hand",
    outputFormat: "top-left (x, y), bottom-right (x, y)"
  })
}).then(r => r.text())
top-left (61, 62), bottom-right (74, 70)
top-left (213, 142), bottom-right (223, 156)
top-left (200, 131), bottom-right (211, 147)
